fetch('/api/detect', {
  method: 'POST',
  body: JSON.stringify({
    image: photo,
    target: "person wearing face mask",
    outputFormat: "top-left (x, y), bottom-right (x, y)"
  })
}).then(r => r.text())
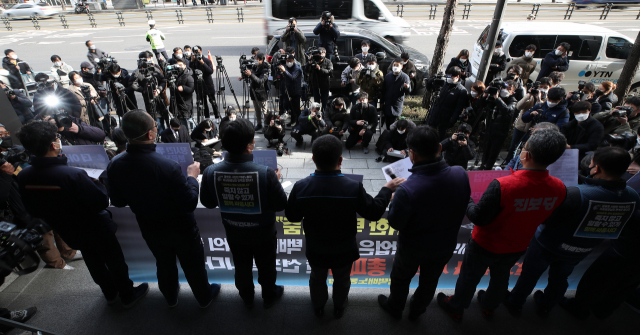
top-left (355, 40), bottom-right (372, 63)
top-left (341, 57), bottom-right (363, 109)
top-left (129, 51), bottom-right (169, 131)
top-left (108, 110), bottom-right (219, 309)
top-left (282, 18), bottom-right (307, 65)
top-left (189, 45), bottom-right (219, 120)
top-left (17, 120), bottom-right (149, 309)
top-left (323, 97), bottom-right (349, 139)
top-left (503, 65), bottom-right (525, 101)
top-left (79, 61), bottom-right (99, 91)
top-left (85, 40), bottom-right (109, 69)
top-left (172, 58), bottom-right (196, 130)
top-left (183, 45), bottom-right (193, 60)
top-left (594, 96), bottom-right (640, 136)
top-left (560, 101), bottom-right (604, 161)
top-left (67, 71), bottom-right (102, 129)
top-left (486, 41), bottom-right (507, 83)
top-left (357, 54), bottom-right (384, 109)
top-left (278, 54), bottom-right (303, 126)
top-left (376, 119), bottom-right (412, 163)
top-left (510, 44), bottom-right (537, 84)
top-left (94, 63), bottom-right (137, 119)
top-left (378, 125), bottom-right (469, 320)
top-left (306, 47), bottom-right (333, 112)
top-left (388, 52), bottom-right (417, 93)
top-left (346, 92), bottom-right (378, 153)
top-left (593, 81), bottom-right (618, 113)
top-left (160, 118), bottom-right (190, 144)
top-left (506, 147), bottom-right (640, 319)
top-left (478, 80), bottom-right (519, 170)
top-left (440, 123), bottom-right (476, 170)
top-left (191, 119), bottom-right (222, 151)
top-left (313, 11), bottom-right (340, 55)
top-left (1, 80), bottom-right (33, 124)
top-left (32, 73), bottom-right (83, 123)
top-left (446, 49), bottom-right (471, 82)
top-left (506, 77), bottom-right (553, 163)
top-left (577, 82), bottom-right (602, 115)
top-left (218, 106), bottom-right (238, 141)
top-left (49, 55), bottom-right (74, 89)
top-left (521, 86), bottom-right (570, 130)
top-left (426, 66), bottom-right (470, 140)
top-left (536, 42), bottom-right (570, 81)
top-left (169, 47), bottom-right (190, 68)
top-left (381, 58), bottom-right (411, 130)
top-left (238, 52), bottom-right (270, 131)
top-left (2, 49), bottom-right (32, 90)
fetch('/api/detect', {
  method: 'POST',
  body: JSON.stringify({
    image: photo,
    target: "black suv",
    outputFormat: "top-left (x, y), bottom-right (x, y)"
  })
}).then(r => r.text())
top-left (267, 27), bottom-right (429, 98)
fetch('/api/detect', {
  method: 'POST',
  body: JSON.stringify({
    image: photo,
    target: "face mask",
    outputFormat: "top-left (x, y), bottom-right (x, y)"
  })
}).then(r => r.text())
top-left (361, 47), bottom-right (369, 53)
top-left (575, 113), bottom-right (589, 122)
top-left (547, 101), bottom-right (559, 108)
top-left (555, 49), bottom-right (563, 56)
top-left (595, 89), bottom-right (603, 96)
top-left (500, 89), bottom-right (510, 98)
top-left (55, 61), bottom-right (62, 67)
top-left (525, 51), bottom-right (534, 58)
top-left (0, 136), bottom-right (13, 149)
top-left (75, 78), bottom-right (83, 85)
top-left (460, 58), bottom-right (467, 62)
top-left (89, 45), bottom-right (96, 50)
top-left (10, 54), bottom-right (17, 60)
top-left (229, 116), bottom-right (236, 121)
top-left (147, 59), bottom-right (154, 64)
top-left (392, 66), bottom-right (401, 74)
top-left (175, 54), bottom-right (183, 59)
top-left (495, 48), bottom-right (503, 54)
top-left (402, 60), bottom-right (408, 65)
top-left (397, 129), bottom-right (405, 134)
top-left (446, 77), bottom-right (457, 84)
top-left (184, 51), bottom-right (191, 57)
top-left (470, 91), bottom-right (478, 98)
top-left (54, 140), bottom-right (63, 155)
top-left (539, 88), bottom-right (549, 93)
top-left (112, 73), bottom-right (120, 78)
top-left (368, 64), bottom-right (375, 70)
top-left (286, 62), bottom-right (294, 68)
top-left (362, 99), bottom-right (368, 105)
top-left (205, 128), bottom-right (212, 132)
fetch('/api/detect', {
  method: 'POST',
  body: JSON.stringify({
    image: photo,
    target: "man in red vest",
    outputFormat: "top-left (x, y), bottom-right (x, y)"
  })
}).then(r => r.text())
top-left (437, 128), bottom-right (568, 322)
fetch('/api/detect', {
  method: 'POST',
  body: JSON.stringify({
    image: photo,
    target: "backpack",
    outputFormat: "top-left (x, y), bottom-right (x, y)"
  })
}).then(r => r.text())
top-left (193, 147), bottom-right (214, 173)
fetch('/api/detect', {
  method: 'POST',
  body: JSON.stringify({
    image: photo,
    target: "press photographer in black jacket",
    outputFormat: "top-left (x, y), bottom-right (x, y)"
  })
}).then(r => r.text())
top-left (426, 66), bottom-right (469, 140)
top-left (561, 101), bottom-right (604, 160)
top-left (264, 111), bottom-right (286, 147)
top-left (239, 52), bottom-right (269, 131)
top-left (440, 123), bottom-right (476, 170)
top-left (346, 92), bottom-right (378, 153)
top-left (479, 80), bottom-right (518, 170)
top-left (307, 47), bottom-right (333, 111)
top-left (189, 45), bottom-right (218, 119)
top-left (1, 82), bottom-right (33, 124)
top-left (129, 51), bottom-right (167, 129)
top-left (323, 97), bottom-right (349, 139)
top-left (170, 59), bottom-right (195, 129)
top-left (32, 74), bottom-right (82, 120)
top-left (94, 63), bottom-right (137, 117)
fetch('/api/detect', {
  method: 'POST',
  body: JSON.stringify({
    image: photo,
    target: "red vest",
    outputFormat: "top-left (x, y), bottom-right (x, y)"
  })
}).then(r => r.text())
top-left (472, 169), bottom-right (566, 254)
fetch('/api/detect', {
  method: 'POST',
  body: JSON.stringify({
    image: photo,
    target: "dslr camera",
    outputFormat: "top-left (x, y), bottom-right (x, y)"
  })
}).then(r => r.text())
top-left (611, 106), bottom-right (634, 118)
top-left (486, 78), bottom-right (506, 97)
top-left (570, 90), bottom-right (584, 102)
top-left (527, 81), bottom-right (541, 96)
top-left (459, 106), bottom-right (473, 120)
top-left (53, 110), bottom-right (73, 129)
top-left (0, 221), bottom-right (48, 276)
top-left (193, 46), bottom-right (203, 61)
top-left (288, 17), bottom-right (296, 31)
top-left (454, 133), bottom-right (467, 142)
top-left (215, 55), bottom-right (223, 67)
top-left (307, 48), bottom-right (322, 68)
top-left (362, 120), bottom-right (372, 130)
top-left (3, 87), bottom-right (14, 97)
top-left (321, 11), bottom-right (332, 27)
top-left (578, 80), bottom-right (586, 90)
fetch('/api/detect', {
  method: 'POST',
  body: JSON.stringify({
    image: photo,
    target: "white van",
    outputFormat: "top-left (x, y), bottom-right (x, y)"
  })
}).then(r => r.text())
top-left (263, 0), bottom-right (411, 44)
top-left (470, 22), bottom-right (640, 94)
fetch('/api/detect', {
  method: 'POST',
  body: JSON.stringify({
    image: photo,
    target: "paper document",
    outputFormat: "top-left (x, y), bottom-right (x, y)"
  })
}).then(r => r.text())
top-left (202, 138), bottom-right (220, 147)
top-left (73, 167), bottom-right (104, 179)
top-left (547, 149), bottom-right (579, 186)
top-left (381, 157), bottom-right (413, 182)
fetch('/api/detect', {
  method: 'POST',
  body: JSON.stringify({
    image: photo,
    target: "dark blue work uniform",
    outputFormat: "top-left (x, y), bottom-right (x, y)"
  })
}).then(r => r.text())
top-left (18, 156), bottom-right (136, 302)
top-left (107, 143), bottom-right (213, 306)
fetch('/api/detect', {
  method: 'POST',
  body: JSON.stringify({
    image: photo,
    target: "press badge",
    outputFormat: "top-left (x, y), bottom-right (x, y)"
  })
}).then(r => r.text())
top-left (573, 201), bottom-right (636, 239)
top-left (214, 171), bottom-right (262, 214)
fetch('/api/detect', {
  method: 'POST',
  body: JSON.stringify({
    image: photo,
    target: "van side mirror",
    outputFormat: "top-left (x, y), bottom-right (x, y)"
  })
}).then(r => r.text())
top-left (376, 52), bottom-right (386, 61)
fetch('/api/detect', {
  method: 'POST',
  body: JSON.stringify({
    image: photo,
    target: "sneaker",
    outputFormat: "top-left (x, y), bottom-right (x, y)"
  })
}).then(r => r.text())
top-left (533, 290), bottom-right (550, 318)
top-left (199, 283), bottom-right (222, 309)
top-left (122, 283), bottom-right (149, 309)
top-left (64, 251), bottom-right (83, 262)
top-left (378, 295), bottom-right (402, 319)
top-left (558, 297), bottom-right (589, 320)
top-left (477, 290), bottom-right (494, 320)
top-left (503, 290), bottom-right (522, 318)
top-left (10, 307), bottom-right (37, 323)
top-left (263, 285), bottom-right (284, 309)
top-left (437, 293), bottom-right (463, 323)
top-left (267, 141), bottom-right (275, 148)
top-left (334, 297), bottom-right (348, 319)
top-left (363, 146), bottom-right (369, 154)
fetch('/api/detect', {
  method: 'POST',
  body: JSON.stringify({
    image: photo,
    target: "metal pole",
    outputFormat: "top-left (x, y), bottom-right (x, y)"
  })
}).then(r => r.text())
top-left (476, 0), bottom-right (508, 83)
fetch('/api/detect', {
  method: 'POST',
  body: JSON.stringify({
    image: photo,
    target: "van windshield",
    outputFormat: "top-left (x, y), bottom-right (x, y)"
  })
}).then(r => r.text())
top-left (272, 0), bottom-right (353, 20)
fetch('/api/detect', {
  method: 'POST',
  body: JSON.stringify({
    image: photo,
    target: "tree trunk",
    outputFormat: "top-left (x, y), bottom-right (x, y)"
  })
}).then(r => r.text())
top-left (61, 0), bottom-right (66, 11)
top-left (613, 30), bottom-right (640, 105)
top-left (422, 0), bottom-right (458, 112)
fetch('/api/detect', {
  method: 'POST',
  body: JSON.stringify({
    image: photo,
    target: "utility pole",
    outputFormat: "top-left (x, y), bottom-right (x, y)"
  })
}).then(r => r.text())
top-left (422, 0), bottom-right (458, 110)
top-left (476, 0), bottom-right (508, 83)
top-left (613, 30), bottom-right (640, 104)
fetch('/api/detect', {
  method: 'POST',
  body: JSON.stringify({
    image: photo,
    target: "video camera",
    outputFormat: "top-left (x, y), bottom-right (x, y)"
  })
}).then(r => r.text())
top-left (362, 120), bottom-right (372, 130)
top-left (275, 53), bottom-right (289, 68)
top-left (611, 106), bottom-right (634, 118)
top-left (486, 78), bottom-right (506, 100)
top-left (0, 148), bottom-right (29, 167)
top-left (113, 82), bottom-right (126, 95)
top-left (239, 54), bottom-right (256, 78)
top-left (0, 221), bottom-right (48, 276)
top-left (276, 142), bottom-right (289, 157)
top-left (137, 58), bottom-right (154, 71)
top-left (95, 56), bottom-right (117, 72)
top-left (604, 132), bottom-right (636, 151)
top-left (578, 80), bottom-right (586, 90)
top-left (3, 87), bottom-right (14, 97)
top-left (429, 72), bottom-right (446, 91)
top-left (570, 90), bottom-right (584, 102)
top-left (531, 108), bottom-right (547, 123)
top-left (454, 133), bottom-right (467, 142)
top-left (215, 55), bottom-right (223, 67)
top-left (527, 81), bottom-right (541, 96)
top-left (307, 48), bottom-right (322, 68)
top-left (194, 69), bottom-right (204, 82)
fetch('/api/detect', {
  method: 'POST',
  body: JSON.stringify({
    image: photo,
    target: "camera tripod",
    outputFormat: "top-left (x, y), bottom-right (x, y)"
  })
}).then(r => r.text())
top-left (194, 73), bottom-right (206, 124)
top-left (215, 58), bottom-right (241, 117)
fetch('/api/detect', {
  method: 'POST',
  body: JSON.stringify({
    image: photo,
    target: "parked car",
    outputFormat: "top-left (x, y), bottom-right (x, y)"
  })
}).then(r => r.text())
top-left (267, 27), bottom-right (430, 100)
top-left (1, 3), bottom-right (59, 19)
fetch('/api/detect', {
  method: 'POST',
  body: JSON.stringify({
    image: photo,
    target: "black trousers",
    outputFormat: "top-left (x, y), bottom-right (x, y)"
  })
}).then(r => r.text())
top-left (345, 129), bottom-right (374, 149)
top-left (383, 114), bottom-right (398, 131)
top-left (283, 94), bottom-right (301, 122)
top-left (225, 227), bottom-right (278, 302)
top-left (309, 263), bottom-right (353, 309)
top-left (143, 229), bottom-right (212, 305)
top-left (387, 249), bottom-right (452, 313)
top-left (449, 239), bottom-right (524, 311)
top-left (203, 92), bottom-right (219, 119)
top-left (80, 232), bottom-right (135, 301)
top-left (291, 129), bottom-right (321, 144)
top-left (482, 135), bottom-right (508, 170)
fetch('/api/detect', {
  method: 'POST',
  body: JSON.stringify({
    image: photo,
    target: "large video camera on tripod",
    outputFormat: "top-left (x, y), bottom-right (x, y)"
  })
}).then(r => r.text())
top-left (94, 56), bottom-right (117, 73)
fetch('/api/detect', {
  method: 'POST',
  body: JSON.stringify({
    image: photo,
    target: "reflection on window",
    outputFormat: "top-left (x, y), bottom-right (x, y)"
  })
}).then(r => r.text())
top-left (606, 37), bottom-right (632, 60)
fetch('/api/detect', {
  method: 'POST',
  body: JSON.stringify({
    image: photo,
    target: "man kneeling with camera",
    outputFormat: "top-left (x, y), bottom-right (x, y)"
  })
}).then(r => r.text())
top-left (323, 97), bottom-right (349, 139)
top-left (292, 103), bottom-right (326, 147)
top-left (264, 111), bottom-right (286, 149)
top-left (440, 123), bottom-right (476, 170)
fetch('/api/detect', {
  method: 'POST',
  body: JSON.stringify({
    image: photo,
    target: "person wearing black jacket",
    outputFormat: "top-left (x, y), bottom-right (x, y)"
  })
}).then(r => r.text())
top-left (94, 63), bottom-right (137, 117)
top-left (264, 112), bottom-right (286, 147)
top-left (307, 48), bottom-right (333, 111)
top-left (388, 52), bottom-right (418, 91)
top-left (79, 61), bottom-right (99, 91)
top-left (441, 123), bottom-right (476, 170)
top-left (191, 119), bottom-right (221, 151)
top-left (381, 59), bottom-right (411, 130)
top-left (378, 119), bottom-right (411, 162)
top-left (160, 118), bottom-right (190, 143)
top-left (55, 116), bottom-right (106, 146)
top-left (562, 101), bottom-right (604, 161)
top-left (108, 110), bottom-right (221, 308)
top-left (426, 66), bottom-right (470, 140)
top-left (240, 52), bottom-right (269, 131)
top-left (292, 104), bottom-right (326, 147)
top-left (129, 51), bottom-right (168, 130)
top-left (445, 49), bottom-right (471, 82)
top-left (312, 12), bottom-right (340, 55)
top-left (2, 83), bottom-right (33, 124)
top-left (286, 134), bottom-right (404, 318)
top-left (486, 41), bottom-right (507, 83)
top-left (168, 47), bottom-right (190, 68)
top-left (190, 46), bottom-right (219, 119)
top-left (17, 121), bottom-right (148, 308)
top-left (277, 54), bottom-right (303, 126)
top-left (346, 92), bottom-right (378, 153)
top-left (536, 42), bottom-right (570, 81)
top-left (323, 97), bottom-right (349, 138)
top-left (479, 80), bottom-right (518, 170)
top-left (219, 107), bottom-right (237, 141)
top-left (2, 49), bottom-right (32, 90)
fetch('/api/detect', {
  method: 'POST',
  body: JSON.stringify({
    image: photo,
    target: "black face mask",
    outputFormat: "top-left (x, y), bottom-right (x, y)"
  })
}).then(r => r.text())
top-left (0, 136), bottom-right (13, 149)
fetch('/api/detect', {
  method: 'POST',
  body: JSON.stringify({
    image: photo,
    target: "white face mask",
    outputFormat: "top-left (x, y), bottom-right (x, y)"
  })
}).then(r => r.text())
top-left (460, 58), bottom-right (468, 62)
top-left (147, 59), bottom-right (154, 64)
top-left (368, 64), bottom-right (375, 70)
top-left (392, 66), bottom-right (401, 74)
top-left (286, 62), bottom-right (294, 68)
top-left (397, 129), bottom-right (405, 134)
top-left (540, 88), bottom-right (549, 93)
top-left (10, 54), bottom-right (17, 60)
top-left (205, 128), bottom-right (212, 132)
top-left (112, 72), bottom-right (120, 78)
top-left (547, 101), bottom-right (559, 108)
top-left (89, 45), bottom-right (96, 50)
top-left (500, 89), bottom-right (510, 98)
top-left (402, 60), bottom-right (408, 65)
top-left (575, 113), bottom-right (589, 122)
top-left (470, 91), bottom-right (478, 98)
top-left (184, 51), bottom-right (191, 57)
top-left (446, 77), bottom-right (458, 84)
top-left (229, 116), bottom-right (237, 121)
top-left (55, 61), bottom-right (62, 67)
top-left (525, 51), bottom-right (534, 58)
top-left (361, 99), bottom-right (368, 105)
top-left (361, 47), bottom-right (369, 53)
top-left (75, 78), bottom-right (83, 85)
top-left (495, 48), bottom-right (503, 54)
top-left (555, 49), bottom-right (563, 56)
top-left (175, 53), bottom-right (183, 59)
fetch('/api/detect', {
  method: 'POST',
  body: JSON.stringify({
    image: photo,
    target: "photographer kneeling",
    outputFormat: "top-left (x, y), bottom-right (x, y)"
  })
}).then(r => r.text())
top-left (375, 119), bottom-right (412, 162)
top-left (593, 96), bottom-right (640, 136)
top-left (441, 123), bottom-right (476, 170)
top-left (264, 111), bottom-right (286, 148)
top-left (292, 103), bottom-right (326, 147)
top-left (478, 79), bottom-right (518, 170)
top-left (561, 101), bottom-right (604, 161)
top-left (323, 97), bottom-right (349, 139)
top-left (346, 92), bottom-right (377, 154)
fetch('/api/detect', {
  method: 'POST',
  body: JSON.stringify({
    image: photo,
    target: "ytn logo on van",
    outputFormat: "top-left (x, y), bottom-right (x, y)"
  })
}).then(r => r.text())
top-left (579, 70), bottom-right (614, 78)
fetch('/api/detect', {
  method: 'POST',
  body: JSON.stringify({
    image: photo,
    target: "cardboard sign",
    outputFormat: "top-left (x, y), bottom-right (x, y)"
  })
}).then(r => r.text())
top-left (573, 200), bottom-right (636, 239)
top-left (213, 171), bottom-right (262, 215)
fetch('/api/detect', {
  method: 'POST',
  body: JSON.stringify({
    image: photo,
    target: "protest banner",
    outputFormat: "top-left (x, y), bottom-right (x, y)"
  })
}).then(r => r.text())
top-left (155, 143), bottom-right (194, 174)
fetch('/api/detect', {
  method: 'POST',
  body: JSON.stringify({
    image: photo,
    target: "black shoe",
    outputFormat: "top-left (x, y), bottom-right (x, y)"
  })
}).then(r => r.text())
top-left (363, 146), bottom-right (369, 154)
top-left (9, 307), bottom-right (37, 323)
top-left (122, 283), bottom-right (149, 309)
top-left (407, 295), bottom-right (425, 321)
top-left (477, 290), bottom-right (494, 320)
top-left (334, 297), bottom-right (348, 319)
top-left (314, 306), bottom-right (325, 317)
top-left (558, 297), bottom-right (589, 320)
top-left (243, 297), bottom-right (255, 309)
top-left (255, 124), bottom-right (263, 131)
top-left (263, 285), bottom-right (284, 309)
top-left (199, 283), bottom-right (222, 309)
top-left (533, 290), bottom-right (550, 318)
top-left (378, 295), bottom-right (402, 319)
top-left (295, 141), bottom-right (303, 148)
top-left (168, 286), bottom-right (180, 308)
top-left (375, 148), bottom-right (383, 155)
top-left (437, 293), bottom-right (463, 323)
top-left (267, 141), bottom-right (275, 148)
top-left (375, 156), bottom-right (383, 163)
top-left (502, 290), bottom-right (522, 318)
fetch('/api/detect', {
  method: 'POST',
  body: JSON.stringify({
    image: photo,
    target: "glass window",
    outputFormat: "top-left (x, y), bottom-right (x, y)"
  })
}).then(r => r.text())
top-left (272, 0), bottom-right (353, 20)
top-left (606, 36), bottom-right (633, 60)
top-left (509, 35), bottom-right (557, 58)
top-left (477, 25), bottom-right (490, 50)
top-left (364, 0), bottom-right (382, 20)
top-left (556, 35), bottom-right (601, 61)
